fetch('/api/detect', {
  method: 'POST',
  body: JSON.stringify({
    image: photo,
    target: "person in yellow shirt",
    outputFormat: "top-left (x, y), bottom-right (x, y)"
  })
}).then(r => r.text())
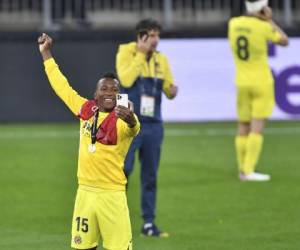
top-left (38, 33), bottom-right (140, 250)
top-left (116, 19), bottom-right (178, 237)
top-left (228, 0), bottom-right (288, 181)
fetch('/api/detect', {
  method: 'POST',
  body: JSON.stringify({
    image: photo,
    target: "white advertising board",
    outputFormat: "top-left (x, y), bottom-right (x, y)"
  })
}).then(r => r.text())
top-left (159, 38), bottom-right (300, 122)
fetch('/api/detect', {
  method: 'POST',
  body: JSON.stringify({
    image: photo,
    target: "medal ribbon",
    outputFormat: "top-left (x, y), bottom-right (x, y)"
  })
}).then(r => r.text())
top-left (91, 108), bottom-right (99, 145)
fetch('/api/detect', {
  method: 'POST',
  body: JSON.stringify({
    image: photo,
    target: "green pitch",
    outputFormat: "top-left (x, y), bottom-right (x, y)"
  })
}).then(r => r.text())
top-left (0, 121), bottom-right (299, 250)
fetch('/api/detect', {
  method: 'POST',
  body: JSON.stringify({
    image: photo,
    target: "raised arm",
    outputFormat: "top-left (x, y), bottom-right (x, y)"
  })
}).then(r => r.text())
top-left (116, 46), bottom-right (145, 88)
top-left (38, 33), bottom-right (53, 61)
top-left (258, 7), bottom-right (289, 46)
top-left (116, 35), bottom-right (157, 88)
top-left (38, 33), bottom-right (87, 115)
top-left (269, 20), bottom-right (289, 46)
top-left (115, 104), bottom-right (140, 137)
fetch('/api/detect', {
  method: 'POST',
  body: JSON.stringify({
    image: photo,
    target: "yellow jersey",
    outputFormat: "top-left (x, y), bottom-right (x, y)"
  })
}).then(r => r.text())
top-left (44, 58), bottom-right (140, 191)
top-left (228, 16), bottom-right (281, 86)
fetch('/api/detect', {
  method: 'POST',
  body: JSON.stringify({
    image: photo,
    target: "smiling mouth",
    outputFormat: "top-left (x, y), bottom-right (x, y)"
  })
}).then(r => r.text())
top-left (103, 98), bottom-right (115, 105)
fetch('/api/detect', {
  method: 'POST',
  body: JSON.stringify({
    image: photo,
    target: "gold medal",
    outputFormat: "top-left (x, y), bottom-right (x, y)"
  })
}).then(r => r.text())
top-left (88, 144), bottom-right (96, 153)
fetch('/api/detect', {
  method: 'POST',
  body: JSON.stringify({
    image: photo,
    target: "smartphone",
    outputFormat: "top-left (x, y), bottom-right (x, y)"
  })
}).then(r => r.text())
top-left (138, 30), bottom-right (148, 40)
top-left (116, 94), bottom-right (128, 107)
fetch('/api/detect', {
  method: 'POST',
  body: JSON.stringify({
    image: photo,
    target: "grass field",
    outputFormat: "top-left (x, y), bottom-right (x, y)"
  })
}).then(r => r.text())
top-left (0, 121), bottom-right (299, 250)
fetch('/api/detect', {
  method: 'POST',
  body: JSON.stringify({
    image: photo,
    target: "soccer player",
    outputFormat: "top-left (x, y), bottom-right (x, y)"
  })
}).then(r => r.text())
top-left (228, 0), bottom-right (289, 181)
top-left (116, 19), bottom-right (178, 236)
top-left (38, 33), bottom-right (140, 250)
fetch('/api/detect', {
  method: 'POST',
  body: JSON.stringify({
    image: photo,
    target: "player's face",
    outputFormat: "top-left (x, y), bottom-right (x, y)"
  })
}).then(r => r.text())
top-left (95, 78), bottom-right (119, 112)
top-left (147, 29), bottom-right (160, 52)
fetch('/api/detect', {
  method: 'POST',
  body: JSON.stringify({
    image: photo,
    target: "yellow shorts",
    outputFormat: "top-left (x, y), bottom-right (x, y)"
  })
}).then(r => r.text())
top-left (71, 185), bottom-right (132, 250)
top-left (236, 83), bottom-right (275, 122)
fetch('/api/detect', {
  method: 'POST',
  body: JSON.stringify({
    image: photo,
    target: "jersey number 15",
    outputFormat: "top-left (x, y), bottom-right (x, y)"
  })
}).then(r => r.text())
top-left (76, 217), bottom-right (89, 233)
top-left (236, 36), bottom-right (249, 61)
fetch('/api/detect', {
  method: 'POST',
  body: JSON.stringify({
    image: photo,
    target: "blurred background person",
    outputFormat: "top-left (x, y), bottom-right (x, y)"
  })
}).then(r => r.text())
top-left (228, 0), bottom-right (289, 181)
top-left (116, 18), bottom-right (178, 237)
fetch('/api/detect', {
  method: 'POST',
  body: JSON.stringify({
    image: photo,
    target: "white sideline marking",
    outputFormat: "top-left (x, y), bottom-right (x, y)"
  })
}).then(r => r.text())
top-left (0, 127), bottom-right (300, 139)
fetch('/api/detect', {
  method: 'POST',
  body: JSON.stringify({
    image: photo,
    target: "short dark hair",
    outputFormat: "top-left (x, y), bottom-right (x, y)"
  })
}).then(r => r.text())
top-left (101, 72), bottom-right (119, 81)
top-left (97, 72), bottom-right (120, 89)
top-left (135, 18), bottom-right (161, 35)
top-left (100, 72), bottom-right (119, 84)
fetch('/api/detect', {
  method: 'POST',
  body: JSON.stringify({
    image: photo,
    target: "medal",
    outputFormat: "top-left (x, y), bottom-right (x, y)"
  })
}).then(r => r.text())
top-left (88, 144), bottom-right (96, 153)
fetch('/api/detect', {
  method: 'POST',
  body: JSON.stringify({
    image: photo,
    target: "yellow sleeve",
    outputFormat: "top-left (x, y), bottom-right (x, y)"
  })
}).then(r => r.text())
top-left (162, 56), bottom-right (174, 99)
top-left (44, 58), bottom-right (87, 116)
top-left (116, 47), bottom-right (145, 88)
top-left (120, 114), bottom-right (140, 138)
top-left (265, 22), bottom-right (281, 43)
top-left (126, 114), bottom-right (140, 137)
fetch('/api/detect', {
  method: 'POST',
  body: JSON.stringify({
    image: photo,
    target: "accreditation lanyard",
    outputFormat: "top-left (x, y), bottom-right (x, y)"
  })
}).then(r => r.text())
top-left (139, 54), bottom-right (159, 96)
top-left (139, 55), bottom-right (159, 118)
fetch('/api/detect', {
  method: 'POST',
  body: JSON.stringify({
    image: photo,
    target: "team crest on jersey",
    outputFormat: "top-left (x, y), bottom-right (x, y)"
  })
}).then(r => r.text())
top-left (82, 121), bottom-right (92, 137)
top-left (74, 235), bottom-right (82, 244)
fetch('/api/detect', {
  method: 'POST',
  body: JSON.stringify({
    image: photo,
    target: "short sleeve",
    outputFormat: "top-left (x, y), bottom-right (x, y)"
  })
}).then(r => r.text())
top-left (265, 22), bottom-right (281, 43)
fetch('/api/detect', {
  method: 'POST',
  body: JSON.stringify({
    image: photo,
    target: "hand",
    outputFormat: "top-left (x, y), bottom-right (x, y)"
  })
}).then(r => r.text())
top-left (169, 84), bottom-right (178, 99)
top-left (38, 33), bottom-right (53, 61)
top-left (128, 100), bottom-right (134, 112)
top-left (137, 34), bottom-right (151, 54)
top-left (115, 105), bottom-right (137, 128)
top-left (258, 6), bottom-right (272, 21)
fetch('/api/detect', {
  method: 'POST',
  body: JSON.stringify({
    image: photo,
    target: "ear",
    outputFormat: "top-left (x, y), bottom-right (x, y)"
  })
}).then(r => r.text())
top-left (94, 90), bottom-right (98, 99)
top-left (94, 82), bottom-right (100, 99)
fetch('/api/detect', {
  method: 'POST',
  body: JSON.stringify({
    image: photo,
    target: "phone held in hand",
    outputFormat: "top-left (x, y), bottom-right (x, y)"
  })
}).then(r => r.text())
top-left (116, 94), bottom-right (129, 108)
top-left (138, 30), bottom-right (148, 40)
